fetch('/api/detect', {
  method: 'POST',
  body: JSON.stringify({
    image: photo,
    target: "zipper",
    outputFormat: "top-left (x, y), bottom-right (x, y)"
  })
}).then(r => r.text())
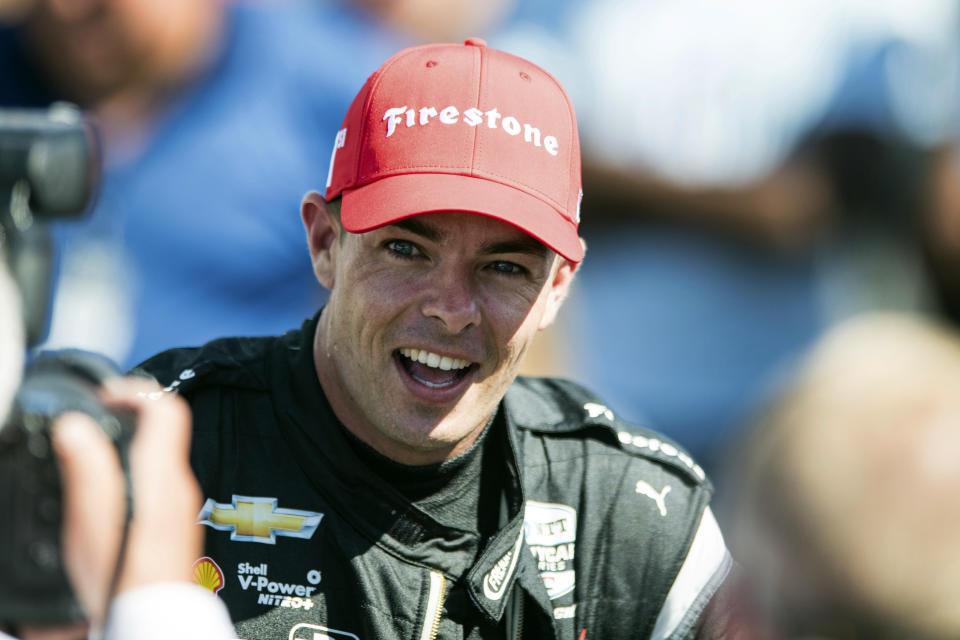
top-left (420, 570), bottom-right (447, 640)
top-left (512, 589), bottom-right (524, 640)
top-left (504, 581), bottom-right (525, 640)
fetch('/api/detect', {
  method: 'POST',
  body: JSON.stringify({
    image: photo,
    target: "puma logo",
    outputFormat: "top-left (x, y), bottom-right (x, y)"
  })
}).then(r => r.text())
top-left (635, 480), bottom-right (671, 517)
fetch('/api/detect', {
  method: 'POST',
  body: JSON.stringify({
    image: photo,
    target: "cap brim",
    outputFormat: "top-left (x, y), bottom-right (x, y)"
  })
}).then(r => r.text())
top-left (339, 173), bottom-right (584, 263)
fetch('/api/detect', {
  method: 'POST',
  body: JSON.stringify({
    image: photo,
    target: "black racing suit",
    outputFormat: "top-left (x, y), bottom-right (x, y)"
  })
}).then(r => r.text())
top-left (136, 315), bottom-right (733, 640)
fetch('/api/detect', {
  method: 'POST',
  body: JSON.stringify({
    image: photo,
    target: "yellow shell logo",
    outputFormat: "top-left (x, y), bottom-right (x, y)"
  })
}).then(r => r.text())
top-left (192, 556), bottom-right (225, 594)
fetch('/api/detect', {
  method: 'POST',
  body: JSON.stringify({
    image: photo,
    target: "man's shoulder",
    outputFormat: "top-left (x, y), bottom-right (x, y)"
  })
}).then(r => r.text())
top-left (508, 378), bottom-right (731, 640)
top-left (131, 331), bottom-right (295, 395)
top-left (506, 376), bottom-right (708, 487)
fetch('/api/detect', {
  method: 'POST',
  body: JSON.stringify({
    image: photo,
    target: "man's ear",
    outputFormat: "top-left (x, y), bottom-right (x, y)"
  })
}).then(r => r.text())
top-left (301, 191), bottom-right (339, 289)
top-left (538, 239), bottom-right (586, 330)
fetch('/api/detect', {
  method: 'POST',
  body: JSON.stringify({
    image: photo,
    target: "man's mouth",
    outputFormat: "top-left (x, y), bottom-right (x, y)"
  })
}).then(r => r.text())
top-left (396, 347), bottom-right (476, 389)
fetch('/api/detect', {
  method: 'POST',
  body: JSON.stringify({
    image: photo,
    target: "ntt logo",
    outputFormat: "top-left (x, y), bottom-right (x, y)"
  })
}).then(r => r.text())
top-left (382, 105), bottom-right (561, 156)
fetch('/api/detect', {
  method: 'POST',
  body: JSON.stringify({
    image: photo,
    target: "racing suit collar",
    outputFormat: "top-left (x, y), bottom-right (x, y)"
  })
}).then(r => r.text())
top-left (270, 312), bottom-right (544, 623)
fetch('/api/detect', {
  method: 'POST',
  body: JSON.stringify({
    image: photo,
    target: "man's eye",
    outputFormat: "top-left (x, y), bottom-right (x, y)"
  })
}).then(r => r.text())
top-left (488, 261), bottom-right (526, 276)
top-left (386, 240), bottom-right (421, 258)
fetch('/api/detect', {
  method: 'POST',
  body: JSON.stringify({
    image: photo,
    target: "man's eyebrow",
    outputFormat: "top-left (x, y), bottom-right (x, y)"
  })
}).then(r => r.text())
top-left (392, 217), bottom-right (443, 242)
top-left (391, 216), bottom-right (550, 258)
top-left (481, 237), bottom-right (550, 259)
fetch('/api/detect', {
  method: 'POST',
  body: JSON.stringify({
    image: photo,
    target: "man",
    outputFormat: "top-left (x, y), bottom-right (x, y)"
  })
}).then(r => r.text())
top-left (137, 38), bottom-right (734, 639)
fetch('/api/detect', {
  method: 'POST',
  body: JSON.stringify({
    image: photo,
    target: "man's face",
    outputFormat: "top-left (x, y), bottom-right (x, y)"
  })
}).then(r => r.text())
top-left (307, 203), bottom-right (578, 465)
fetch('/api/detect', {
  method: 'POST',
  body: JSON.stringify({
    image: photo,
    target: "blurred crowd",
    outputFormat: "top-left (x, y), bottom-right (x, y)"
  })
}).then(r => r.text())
top-left (3, 0), bottom-right (960, 636)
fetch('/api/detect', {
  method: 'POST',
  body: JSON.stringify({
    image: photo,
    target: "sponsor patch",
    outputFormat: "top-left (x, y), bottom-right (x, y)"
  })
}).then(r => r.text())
top-left (482, 528), bottom-right (524, 601)
top-left (382, 105), bottom-right (561, 156)
top-left (192, 556), bottom-right (225, 594)
top-left (524, 501), bottom-right (577, 599)
top-left (197, 495), bottom-right (323, 544)
top-left (234, 562), bottom-right (321, 610)
top-left (326, 128), bottom-right (347, 189)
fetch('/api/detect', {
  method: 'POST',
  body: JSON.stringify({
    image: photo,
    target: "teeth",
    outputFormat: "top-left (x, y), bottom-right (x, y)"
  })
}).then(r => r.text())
top-left (399, 348), bottom-right (470, 371)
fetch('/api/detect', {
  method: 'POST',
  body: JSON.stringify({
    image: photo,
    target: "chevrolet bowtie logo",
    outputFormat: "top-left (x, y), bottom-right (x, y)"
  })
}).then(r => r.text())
top-left (197, 495), bottom-right (323, 544)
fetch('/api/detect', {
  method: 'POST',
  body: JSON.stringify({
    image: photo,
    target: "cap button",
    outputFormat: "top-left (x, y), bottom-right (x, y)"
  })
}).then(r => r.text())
top-left (464, 37), bottom-right (487, 47)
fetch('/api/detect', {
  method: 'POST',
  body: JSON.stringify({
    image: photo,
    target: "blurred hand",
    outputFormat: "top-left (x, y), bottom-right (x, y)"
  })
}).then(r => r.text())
top-left (582, 154), bottom-right (835, 252)
top-left (928, 147), bottom-right (960, 256)
top-left (51, 378), bottom-right (202, 627)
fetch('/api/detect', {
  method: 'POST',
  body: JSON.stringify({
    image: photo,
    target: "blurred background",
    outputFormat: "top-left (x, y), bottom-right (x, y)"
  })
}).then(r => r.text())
top-left (3, 0), bottom-right (960, 480)
top-left (495, 0), bottom-right (960, 481)
top-left (4, 0), bottom-right (960, 635)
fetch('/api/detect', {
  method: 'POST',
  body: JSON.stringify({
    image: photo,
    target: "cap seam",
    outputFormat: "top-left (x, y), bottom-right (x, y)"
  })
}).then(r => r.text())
top-left (470, 168), bottom-right (565, 212)
top-left (470, 44), bottom-right (484, 174)
top-left (502, 52), bottom-right (579, 213)
top-left (472, 50), bottom-right (572, 215)
top-left (358, 167), bottom-right (565, 212)
top-left (353, 76), bottom-right (376, 189)
top-left (351, 168), bottom-right (566, 213)
top-left (355, 47), bottom-right (424, 190)
top-left (566, 106), bottom-right (578, 215)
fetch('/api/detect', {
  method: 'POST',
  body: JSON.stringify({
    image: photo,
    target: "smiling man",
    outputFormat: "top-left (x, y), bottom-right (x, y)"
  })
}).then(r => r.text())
top-left (136, 39), bottom-right (736, 639)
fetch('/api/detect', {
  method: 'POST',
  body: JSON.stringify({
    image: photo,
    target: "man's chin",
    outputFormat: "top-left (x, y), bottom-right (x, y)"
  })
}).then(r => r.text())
top-left (375, 417), bottom-right (487, 465)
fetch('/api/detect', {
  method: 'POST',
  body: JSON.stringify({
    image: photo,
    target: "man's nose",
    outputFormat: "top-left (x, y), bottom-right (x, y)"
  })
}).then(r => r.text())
top-left (420, 265), bottom-right (481, 334)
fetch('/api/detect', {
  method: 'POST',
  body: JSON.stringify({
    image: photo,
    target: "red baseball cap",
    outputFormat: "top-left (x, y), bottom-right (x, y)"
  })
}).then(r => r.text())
top-left (323, 37), bottom-right (584, 263)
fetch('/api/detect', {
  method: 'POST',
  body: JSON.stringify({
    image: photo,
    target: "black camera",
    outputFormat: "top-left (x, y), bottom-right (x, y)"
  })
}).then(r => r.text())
top-left (0, 351), bottom-right (134, 626)
top-left (1, 102), bottom-right (100, 346)
top-left (0, 104), bottom-right (133, 627)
